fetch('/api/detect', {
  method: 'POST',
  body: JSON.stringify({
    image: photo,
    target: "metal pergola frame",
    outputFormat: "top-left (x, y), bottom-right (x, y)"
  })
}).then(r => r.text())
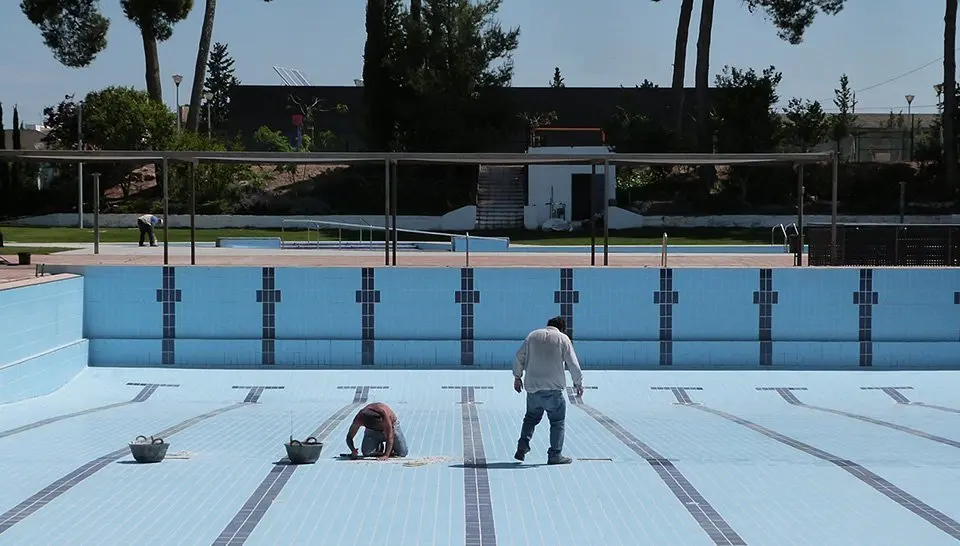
top-left (0, 150), bottom-right (838, 266)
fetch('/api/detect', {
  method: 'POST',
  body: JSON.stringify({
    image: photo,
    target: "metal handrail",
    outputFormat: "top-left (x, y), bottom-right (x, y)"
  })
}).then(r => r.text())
top-left (771, 222), bottom-right (798, 251)
top-left (660, 232), bottom-right (668, 267)
top-left (280, 218), bottom-right (506, 246)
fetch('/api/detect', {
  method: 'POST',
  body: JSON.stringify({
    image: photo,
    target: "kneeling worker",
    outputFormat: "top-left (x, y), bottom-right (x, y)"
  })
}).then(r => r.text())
top-left (346, 402), bottom-right (409, 461)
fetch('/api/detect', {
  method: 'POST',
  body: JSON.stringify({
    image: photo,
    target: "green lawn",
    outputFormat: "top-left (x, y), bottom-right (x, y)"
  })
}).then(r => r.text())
top-left (0, 226), bottom-right (771, 246)
top-left (0, 245), bottom-right (77, 255)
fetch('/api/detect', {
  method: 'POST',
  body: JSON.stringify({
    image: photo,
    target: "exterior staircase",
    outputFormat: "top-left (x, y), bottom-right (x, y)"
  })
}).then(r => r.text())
top-left (476, 165), bottom-right (526, 230)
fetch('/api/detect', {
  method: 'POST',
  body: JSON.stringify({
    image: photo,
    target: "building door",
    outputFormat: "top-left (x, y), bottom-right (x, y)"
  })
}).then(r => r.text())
top-left (570, 173), bottom-right (603, 222)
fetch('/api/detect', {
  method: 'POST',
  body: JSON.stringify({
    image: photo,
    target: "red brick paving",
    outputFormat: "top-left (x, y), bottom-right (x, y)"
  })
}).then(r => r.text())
top-left (31, 252), bottom-right (797, 268)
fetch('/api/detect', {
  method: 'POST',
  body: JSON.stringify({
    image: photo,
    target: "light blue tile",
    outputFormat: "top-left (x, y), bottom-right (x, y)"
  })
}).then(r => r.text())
top-left (473, 268), bottom-right (557, 341)
top-left (673, 269), bottom-right (757, 341)
top-left (872, 269), bottom-right (960, 342)
top-left (176, 267), bottom-right (263, 340)
top-left (376, 268), bottom-right (460, 341)
top-left (274, 268), bottom-right (361, 340)
top-left (774, 268), bottom-right (860, 341)
top-left (575, 268), bottom-right (658, 341)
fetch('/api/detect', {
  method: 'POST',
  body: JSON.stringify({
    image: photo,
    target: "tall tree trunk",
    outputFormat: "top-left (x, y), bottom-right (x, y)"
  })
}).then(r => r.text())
top-left (187, 0), bottom-right (217, 133)
top-left (694, 0), bottom-right (716, 182)
top-left (944, 0), bottom-right (957, 191)
top-left (140, 29), bottom-right (163, 103)
top-left (671, 0), bottom-right (694, 139)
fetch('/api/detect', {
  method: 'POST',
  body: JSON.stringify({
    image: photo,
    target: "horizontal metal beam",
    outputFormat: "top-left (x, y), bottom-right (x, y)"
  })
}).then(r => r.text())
top-left (0, 149), bottom-right (834, 165)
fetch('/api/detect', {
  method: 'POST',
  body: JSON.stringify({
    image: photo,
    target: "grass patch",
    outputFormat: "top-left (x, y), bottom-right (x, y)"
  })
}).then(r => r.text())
top-left (0, 246), bottom-right (77, 255)
top-left (0, 226), bottom-right (773, 246)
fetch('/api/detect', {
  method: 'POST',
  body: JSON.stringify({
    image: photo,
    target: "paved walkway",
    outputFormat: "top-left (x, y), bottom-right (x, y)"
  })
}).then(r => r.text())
top-left (2, 244), bottom-right (797, 279)
top-left (1, 368), bottom-right (959, 545)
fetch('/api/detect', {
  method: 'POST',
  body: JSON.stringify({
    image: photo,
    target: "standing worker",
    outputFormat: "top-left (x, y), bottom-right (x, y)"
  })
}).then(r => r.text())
top-left (513, 316), bottom-right (584, 465)
top-left (346, 402), bottom-right (409, 461)
top-left (137, 213), bottom-right (162, 247)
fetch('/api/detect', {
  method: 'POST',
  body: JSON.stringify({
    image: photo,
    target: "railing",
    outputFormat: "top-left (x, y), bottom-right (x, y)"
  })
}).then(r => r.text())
top-left (771, 222), bottom-right (798, 251)
top-left (660, 232), bottom-right (668, 267)
top-left (279, 219), bottom-right (504, 249)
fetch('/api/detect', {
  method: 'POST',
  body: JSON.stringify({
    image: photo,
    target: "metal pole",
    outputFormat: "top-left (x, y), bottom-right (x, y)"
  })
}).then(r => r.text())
top-left (796, 164), bottom-right (804, 267)
top-left (830, 153), bottom-right (839, 265)
top-left (391, 160), bottom-right (398, 266)
top-left (603, 159), bottom-right (610, 266)
top-left (383, 159), bottom-right (390, 266)
top-left (92, 173), bottom-right (100, 254)
top-left (207, 103), bottom-right (212, 140)
top-left (589, 162), bottom-right (596, 266)
top-left (175, 84), bottom-right (181, 133)
top-left (162, 157), bottom-right (169, 265)
top-left (78, 101), bottom-right (84, 229)
top-left (899, 181), bottom-right (906, 224)
top-left (190, 161), bottom-right (196, 265)
top-left (465, 231), bottom-right (470, 267)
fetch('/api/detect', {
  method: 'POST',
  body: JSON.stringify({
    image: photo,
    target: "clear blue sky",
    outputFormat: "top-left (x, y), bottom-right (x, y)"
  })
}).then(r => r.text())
top-left (0, 0), bottom-right (946, 125)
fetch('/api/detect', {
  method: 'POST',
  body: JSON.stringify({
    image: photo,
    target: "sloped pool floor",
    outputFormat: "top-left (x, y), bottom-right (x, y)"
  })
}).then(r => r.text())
top-left (1, 368), bottom-right (959, 546)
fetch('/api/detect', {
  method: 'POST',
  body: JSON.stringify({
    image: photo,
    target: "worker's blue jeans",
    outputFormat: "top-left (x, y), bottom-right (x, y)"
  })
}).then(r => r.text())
top-left (517, 389), bottom-right (566, 460)
top-left (361, 423), bottom-right (409, 457)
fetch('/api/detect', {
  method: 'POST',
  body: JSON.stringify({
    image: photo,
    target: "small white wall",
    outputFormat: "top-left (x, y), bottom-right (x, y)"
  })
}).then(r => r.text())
top-left (439, 206), bottom-right (476, 231)
top-left (642, 215), bottom-right (960, 228)
top-left (607, 207), bottom-right (644, 229)
top-left (526, 146), bottom-right (615, 228)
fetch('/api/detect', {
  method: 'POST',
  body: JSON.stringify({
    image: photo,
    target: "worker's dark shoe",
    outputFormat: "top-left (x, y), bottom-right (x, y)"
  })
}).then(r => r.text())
top-left (514, 446), bottom-right (529, 462)
top-left (547, 456), bottom-right (573, 465)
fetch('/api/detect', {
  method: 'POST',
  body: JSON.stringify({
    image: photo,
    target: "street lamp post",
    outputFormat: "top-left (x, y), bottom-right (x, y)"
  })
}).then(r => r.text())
top-left (172, 74), bottom-right (183, 133)
top-left (203, 91), bottom-right (214, 139)
top-left (905, 94), bottom-right (914, 162)
top-left (67, 94), bottom-right (84, 228)
top-left (935, 84), bottom-right (945, 147)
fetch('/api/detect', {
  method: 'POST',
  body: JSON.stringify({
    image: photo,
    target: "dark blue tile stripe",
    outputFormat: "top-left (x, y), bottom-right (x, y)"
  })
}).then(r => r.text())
top-left (0, 383), bottom-right (169, 439)
top-left (567, 388), bottom-right (744, 546)
top-left (256, 267), bottom-right (281, 366)
top-left (764, 387), bottom-right (960, 449)
top-left (156, 266), bottom-right (182, 366)
top-left (853, 269), bottom-right (878, 367)
top-left (356, 268), bottom-right (380, 366)
top-left (456, 268), bottom-right (480, 366)
top-left (753, 269), bottom-right (778, 366)
top-left (554, 268), bottom-right (579, 339)
top-left (956, 291), bottom-right (959, 340)
top-left (663, 387), bottom-right (960, 540)
top-left (212, 386), bottom-right (373, 546)
top-left (860, 387), bottom-right (960, 414)
top-left (860, 386), bottom-right (913, 404)
top-left (0, 393), bottom-right (253, 534)
top-left (460, 387), bottom-right (496, 546)
top-left (654, 269), bottom-right (678, 366)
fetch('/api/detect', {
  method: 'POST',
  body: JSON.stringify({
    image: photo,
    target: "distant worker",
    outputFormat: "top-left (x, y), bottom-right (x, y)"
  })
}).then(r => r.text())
top-left (513, 316), bottom-right (583, 465)
top-left (137, 214), bottom-right (162, 247)
top-left (346, 402), bottom-right (409, 461)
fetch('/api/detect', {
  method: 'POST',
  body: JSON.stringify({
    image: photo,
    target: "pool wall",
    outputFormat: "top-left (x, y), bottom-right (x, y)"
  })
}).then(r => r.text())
top-left (0, 275), bottom-right (88, 403)
top-left (41, 265), bottom-right (960, 370)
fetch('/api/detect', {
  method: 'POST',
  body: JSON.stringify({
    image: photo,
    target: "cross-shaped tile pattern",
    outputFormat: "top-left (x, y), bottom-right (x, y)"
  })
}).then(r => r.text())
top-left (653, 269), bottom-right (679, 366)
top-left (156, 267), bottom-right (181, 366)
top-left (355, 268), bottom-right (381, 366)
top-left (455, 268), bottom-right (480, 366)
top-left (256, 267), bottom-right (281, 366)
top-left (853, 269), bottom-right (879, 367)
top-left (753, 268), bottom-right (779, 366)
top-left (554, 268), bottom-right (579, 339)
top-left (955, 292), bottom-right (959, 340)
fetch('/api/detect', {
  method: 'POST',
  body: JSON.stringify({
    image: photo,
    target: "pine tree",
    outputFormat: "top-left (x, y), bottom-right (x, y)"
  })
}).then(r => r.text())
top-left (551, 67), bottom-right (565, 88)
top-left (830, 73), bottom-right (858, 159)
top-left (203, 41), bottom-right (239, 129)
top-left (10, 106), bottom-right (21, 200)
top-left (0, 103), bottom-right (7, 213)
